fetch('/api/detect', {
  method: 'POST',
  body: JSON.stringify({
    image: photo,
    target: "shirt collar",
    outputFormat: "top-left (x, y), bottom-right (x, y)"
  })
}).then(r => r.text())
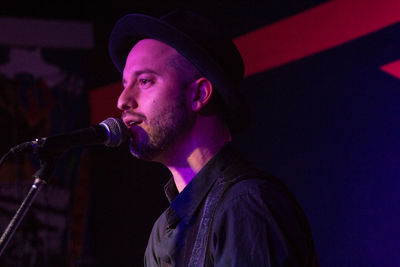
top-left (164, 143), bottom-right (238, 224)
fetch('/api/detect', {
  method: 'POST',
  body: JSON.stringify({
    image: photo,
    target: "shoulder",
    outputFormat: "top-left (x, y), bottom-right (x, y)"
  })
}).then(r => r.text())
top-left (210, 173), bottom-right (317, 265)
top-left (221, 172), bottom-right (301, 211)
top-left (215, 171), bottom-right (314, 243)
top-left (215, 146), bottom-right (299, 208)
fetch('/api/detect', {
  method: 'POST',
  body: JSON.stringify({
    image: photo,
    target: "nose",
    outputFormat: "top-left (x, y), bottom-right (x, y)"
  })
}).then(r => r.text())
top-left (117, 87), bottom-right (138, 111)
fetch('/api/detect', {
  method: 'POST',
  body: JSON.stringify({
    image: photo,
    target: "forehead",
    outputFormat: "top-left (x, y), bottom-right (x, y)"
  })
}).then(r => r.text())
top-left (127, 39), bottom-right (179, 64)
top-left (122, 39), bottom-right (182, 84)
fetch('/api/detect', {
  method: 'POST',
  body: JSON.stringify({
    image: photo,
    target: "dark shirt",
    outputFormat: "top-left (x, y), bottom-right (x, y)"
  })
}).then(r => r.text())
top-left (144, 144), bottom-right (318, 266)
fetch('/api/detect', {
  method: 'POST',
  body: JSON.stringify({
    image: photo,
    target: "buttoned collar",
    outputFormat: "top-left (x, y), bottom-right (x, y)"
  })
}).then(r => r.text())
top-left (163, 143), bottom-right (238, 225)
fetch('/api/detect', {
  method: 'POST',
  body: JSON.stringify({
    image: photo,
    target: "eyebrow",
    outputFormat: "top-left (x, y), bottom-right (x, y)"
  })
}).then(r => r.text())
top-left (122, 69), bottom-right (159, 87)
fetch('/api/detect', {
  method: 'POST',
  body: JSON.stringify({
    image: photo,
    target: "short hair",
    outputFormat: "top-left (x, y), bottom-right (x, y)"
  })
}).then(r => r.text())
top-left (168, 53), bottom-right (202, 86)
top-left (168, 53), bottom-right (231, 128)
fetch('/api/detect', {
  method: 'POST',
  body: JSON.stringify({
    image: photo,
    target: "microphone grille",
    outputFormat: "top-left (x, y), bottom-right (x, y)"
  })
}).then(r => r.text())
top-left (99, 117), bottom-right (128, 147)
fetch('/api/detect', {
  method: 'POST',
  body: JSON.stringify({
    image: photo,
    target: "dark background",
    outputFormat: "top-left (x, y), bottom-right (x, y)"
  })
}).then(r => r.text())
top-left (2, 1), bottom-right (400, 266)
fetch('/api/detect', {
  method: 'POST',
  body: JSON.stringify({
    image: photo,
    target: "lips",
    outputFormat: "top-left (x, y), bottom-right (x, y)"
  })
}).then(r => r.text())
top-left (121, 111), bottom-right (145, 129)
top-left (124, 121), bottom-right (139, 142)
top-left (127, 121), bottom-right (137, 127)
top-left (123, 119), bottom-right (143, 130)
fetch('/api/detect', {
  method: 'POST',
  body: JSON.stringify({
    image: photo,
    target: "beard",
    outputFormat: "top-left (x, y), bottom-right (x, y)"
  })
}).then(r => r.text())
top-left (129, 93), bottom-right (192, 161)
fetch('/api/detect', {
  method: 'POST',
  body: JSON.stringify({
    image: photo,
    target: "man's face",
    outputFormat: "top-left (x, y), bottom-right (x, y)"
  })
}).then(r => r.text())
top-left (118, 39), bottom-right (195, 161)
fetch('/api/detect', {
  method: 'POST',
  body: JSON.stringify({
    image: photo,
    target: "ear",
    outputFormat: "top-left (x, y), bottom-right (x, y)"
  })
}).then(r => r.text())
top-left (191, 77), bottom-right (213, 112)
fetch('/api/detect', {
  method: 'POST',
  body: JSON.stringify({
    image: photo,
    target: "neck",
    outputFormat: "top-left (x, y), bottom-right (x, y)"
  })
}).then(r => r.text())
top-left (160, 117), bottom-right (231, 193)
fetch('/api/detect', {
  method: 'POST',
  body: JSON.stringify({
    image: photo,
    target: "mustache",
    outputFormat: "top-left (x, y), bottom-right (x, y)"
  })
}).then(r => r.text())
top-left (121, 110), bottom-right (147, 122)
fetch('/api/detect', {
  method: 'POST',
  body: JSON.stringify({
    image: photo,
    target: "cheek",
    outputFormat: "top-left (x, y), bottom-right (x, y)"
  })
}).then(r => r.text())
top-left (138, 94), bottom-right (157, 111)
top-left (140, 84), bottom-right (188, 119)
top-left (140, 98), bottom-right (166, 125)
top-left (147, 98), bottom-right (161, 112)
top-left (145, 93), bottom-right (174, 111)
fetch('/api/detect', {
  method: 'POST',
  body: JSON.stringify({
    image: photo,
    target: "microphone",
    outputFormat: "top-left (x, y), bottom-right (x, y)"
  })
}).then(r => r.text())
top-left (10, 117), bottom-right (128, 157)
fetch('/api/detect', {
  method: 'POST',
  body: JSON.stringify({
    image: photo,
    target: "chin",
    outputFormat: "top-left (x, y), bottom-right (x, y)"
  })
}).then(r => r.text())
top-left (129, 140), bottom-right (162, 162)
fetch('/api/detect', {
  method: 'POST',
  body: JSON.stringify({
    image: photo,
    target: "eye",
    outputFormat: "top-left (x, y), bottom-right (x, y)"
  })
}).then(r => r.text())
top-left (139, 79), bottom-right (149, 85)
top-left (138, 78), bottom-right (153, 89)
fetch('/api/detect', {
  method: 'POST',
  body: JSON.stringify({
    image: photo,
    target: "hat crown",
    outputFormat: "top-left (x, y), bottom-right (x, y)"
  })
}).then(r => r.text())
top-left (159, 11), bottom-right (245, 85)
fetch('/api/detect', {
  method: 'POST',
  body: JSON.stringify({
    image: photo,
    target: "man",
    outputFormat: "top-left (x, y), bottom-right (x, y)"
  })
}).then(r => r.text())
top-left (108, 10), bottom-right (318, 266)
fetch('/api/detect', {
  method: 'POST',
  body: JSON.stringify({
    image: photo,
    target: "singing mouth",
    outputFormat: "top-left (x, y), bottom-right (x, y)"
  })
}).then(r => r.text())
top-left (124, 120), bottom-right (143, 140)
top-left (122, 111), bottom-right (145, 129)
top-left (123, 118), bottom-right (143, 129)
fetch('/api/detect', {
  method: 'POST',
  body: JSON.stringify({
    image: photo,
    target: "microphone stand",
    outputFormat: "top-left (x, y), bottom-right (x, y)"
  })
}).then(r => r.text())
top-left (0, 158), bottom-right (57, 256)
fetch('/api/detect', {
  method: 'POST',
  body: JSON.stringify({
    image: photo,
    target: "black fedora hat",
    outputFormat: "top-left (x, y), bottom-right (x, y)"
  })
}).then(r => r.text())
top-left (108, 10), bottom-right (250, 132)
